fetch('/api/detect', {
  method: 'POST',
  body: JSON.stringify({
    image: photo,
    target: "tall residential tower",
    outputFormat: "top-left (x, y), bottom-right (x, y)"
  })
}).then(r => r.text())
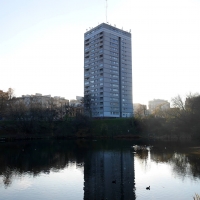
top-left (84, 23), bottom-right (133, 117)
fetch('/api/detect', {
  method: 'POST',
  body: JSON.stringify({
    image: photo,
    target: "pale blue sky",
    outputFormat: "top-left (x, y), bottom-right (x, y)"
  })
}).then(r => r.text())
top-left (0, 0), bottom-right (200, 104)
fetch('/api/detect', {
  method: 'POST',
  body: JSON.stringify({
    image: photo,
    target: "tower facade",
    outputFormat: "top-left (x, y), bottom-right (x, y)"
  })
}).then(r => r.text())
top-left (84, 23), bottom-right (133, 117)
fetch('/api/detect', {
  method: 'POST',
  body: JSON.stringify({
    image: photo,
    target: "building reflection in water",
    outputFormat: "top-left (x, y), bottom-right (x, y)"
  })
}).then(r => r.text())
top-left (84, 149), bottom-right (135, 200)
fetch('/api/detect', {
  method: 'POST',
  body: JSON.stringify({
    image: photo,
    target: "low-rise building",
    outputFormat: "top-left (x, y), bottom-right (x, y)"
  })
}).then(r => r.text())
top-left (20, 93), bottom-right (69, 108)
top-left (148, 99), bottom-right (170, 114)
top-left (69, 96), bottom-right (83, 107)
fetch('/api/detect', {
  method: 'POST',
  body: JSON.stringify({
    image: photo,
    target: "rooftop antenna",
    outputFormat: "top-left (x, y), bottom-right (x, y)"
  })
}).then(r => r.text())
top-left (106, 0), bottom-right (108, 23)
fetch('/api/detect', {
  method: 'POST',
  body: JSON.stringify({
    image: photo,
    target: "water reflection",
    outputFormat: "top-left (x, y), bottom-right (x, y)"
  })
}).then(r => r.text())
top-left (0, 140), bottom-right (200, 199)
top-left (0, 140), bottom-right (84, 188)
top-left (132, 141), bottom-right (200, 179)
top-left (84, 147), bottom-right (135, 200)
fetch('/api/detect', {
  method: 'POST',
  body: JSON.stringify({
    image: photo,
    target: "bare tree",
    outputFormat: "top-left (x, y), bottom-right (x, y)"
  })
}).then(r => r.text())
top-left (0, 88), bottom-right (15, 119)
top-left (134, 104), bottom-right (147, 118)
top-left (171, 95), bottom-right (185, 110)
top-left (7, 88), bottom-right (15, 100)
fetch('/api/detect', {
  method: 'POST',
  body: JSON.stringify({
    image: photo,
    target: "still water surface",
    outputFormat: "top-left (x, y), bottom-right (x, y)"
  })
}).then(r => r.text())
top-left (0, 139), bottom-right (200, 200)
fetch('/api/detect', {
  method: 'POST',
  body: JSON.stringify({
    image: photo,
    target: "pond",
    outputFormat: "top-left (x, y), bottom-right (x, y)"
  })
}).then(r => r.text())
top-left (0, 139), bottom-right (200, 200)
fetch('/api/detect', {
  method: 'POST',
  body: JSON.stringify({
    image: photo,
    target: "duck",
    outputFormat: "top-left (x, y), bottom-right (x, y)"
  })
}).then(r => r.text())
top-left (112, 180), bottom-right (116, 184)
top-left (146, 186), bottom-right (150, 190)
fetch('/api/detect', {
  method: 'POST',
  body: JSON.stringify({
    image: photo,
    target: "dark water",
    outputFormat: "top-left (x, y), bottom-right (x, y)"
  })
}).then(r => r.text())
top-left (0, 139), bottom-right (200, 200)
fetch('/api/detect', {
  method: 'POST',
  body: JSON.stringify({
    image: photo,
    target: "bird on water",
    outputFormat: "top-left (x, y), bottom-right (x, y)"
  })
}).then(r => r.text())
top-left (112, 180), bottom-right (116, 184)
top-left (146, 186), bottom-right (150, 190)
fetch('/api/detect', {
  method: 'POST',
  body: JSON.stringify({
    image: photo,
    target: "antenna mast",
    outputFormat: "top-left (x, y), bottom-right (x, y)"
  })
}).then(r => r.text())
top-left (106, 0), bottom-right (108, 22)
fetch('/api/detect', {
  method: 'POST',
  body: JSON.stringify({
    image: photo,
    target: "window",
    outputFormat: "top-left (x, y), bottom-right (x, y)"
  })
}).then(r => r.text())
top-left (110, 102), bottom-right (119, 106)
top-left (112, 89), bottom-right (118, 92)
top-left (110, 42), bottom-right (118, 47)
top-left (113, 112), bottom-right (119, 115)
top-left (110, 56), bottom-right (117, 60)
top-left (110, 65), bottom-right (118, 69)
top-left (110, 51), bottom-right (118, 56)
top-left (110, 61), bottom-right (118, 65)
top-left (110, 70), bottom-right (118, 74)
top-left (110, 47), bottom-right (118, 51)
top-left (110, 97), bottom-right (118, 101)
top-left (110, 84), bottom-right (118, 87)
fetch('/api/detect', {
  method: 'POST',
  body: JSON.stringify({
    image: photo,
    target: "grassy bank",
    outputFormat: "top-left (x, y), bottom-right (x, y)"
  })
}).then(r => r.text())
top-left (90, 118), bottom-right (140, 137)
top-left (1, 114), bottom-right (200, 141)
top-left (0, 117), bottom-right (142, 140)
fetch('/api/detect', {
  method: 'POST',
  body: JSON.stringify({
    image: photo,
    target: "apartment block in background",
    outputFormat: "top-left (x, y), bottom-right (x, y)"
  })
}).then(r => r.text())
top-left (148, 99), bottom-right (170, 114)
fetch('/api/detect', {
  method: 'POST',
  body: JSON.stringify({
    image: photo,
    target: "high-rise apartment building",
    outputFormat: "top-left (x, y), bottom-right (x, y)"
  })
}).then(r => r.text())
top-left (84, 23), bottom-right (133, 117)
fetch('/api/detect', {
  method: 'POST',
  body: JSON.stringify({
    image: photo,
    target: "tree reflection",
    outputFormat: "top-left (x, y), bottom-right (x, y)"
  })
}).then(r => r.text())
top-left (135, 141), bottom-right (200, 179)
top-left (0, 139), bottom-right (136, 199)
top-left (0, 140), bottom-right (85, 187)
top-left (1, 139), bottom-right (200, 199)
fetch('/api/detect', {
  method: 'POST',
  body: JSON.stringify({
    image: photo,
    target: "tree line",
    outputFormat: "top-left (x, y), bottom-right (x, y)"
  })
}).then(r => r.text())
top-left (0, 89), bottom-right (89, 136)
top-left (1, 89), bottom-right (200, 140)
top-left (134, 93), bottom-right (200, 140)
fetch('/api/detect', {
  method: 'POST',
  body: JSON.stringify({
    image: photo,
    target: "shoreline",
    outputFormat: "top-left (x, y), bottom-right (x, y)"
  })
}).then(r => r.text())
top-left (0, 134), bottom-right (192, 142)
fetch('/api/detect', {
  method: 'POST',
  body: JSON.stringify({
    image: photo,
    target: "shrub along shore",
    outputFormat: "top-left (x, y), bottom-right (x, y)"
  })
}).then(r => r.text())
top-left (0, 117), bottom-right (140, 141)
top-left (0, 114), bottom-right (199, 141)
